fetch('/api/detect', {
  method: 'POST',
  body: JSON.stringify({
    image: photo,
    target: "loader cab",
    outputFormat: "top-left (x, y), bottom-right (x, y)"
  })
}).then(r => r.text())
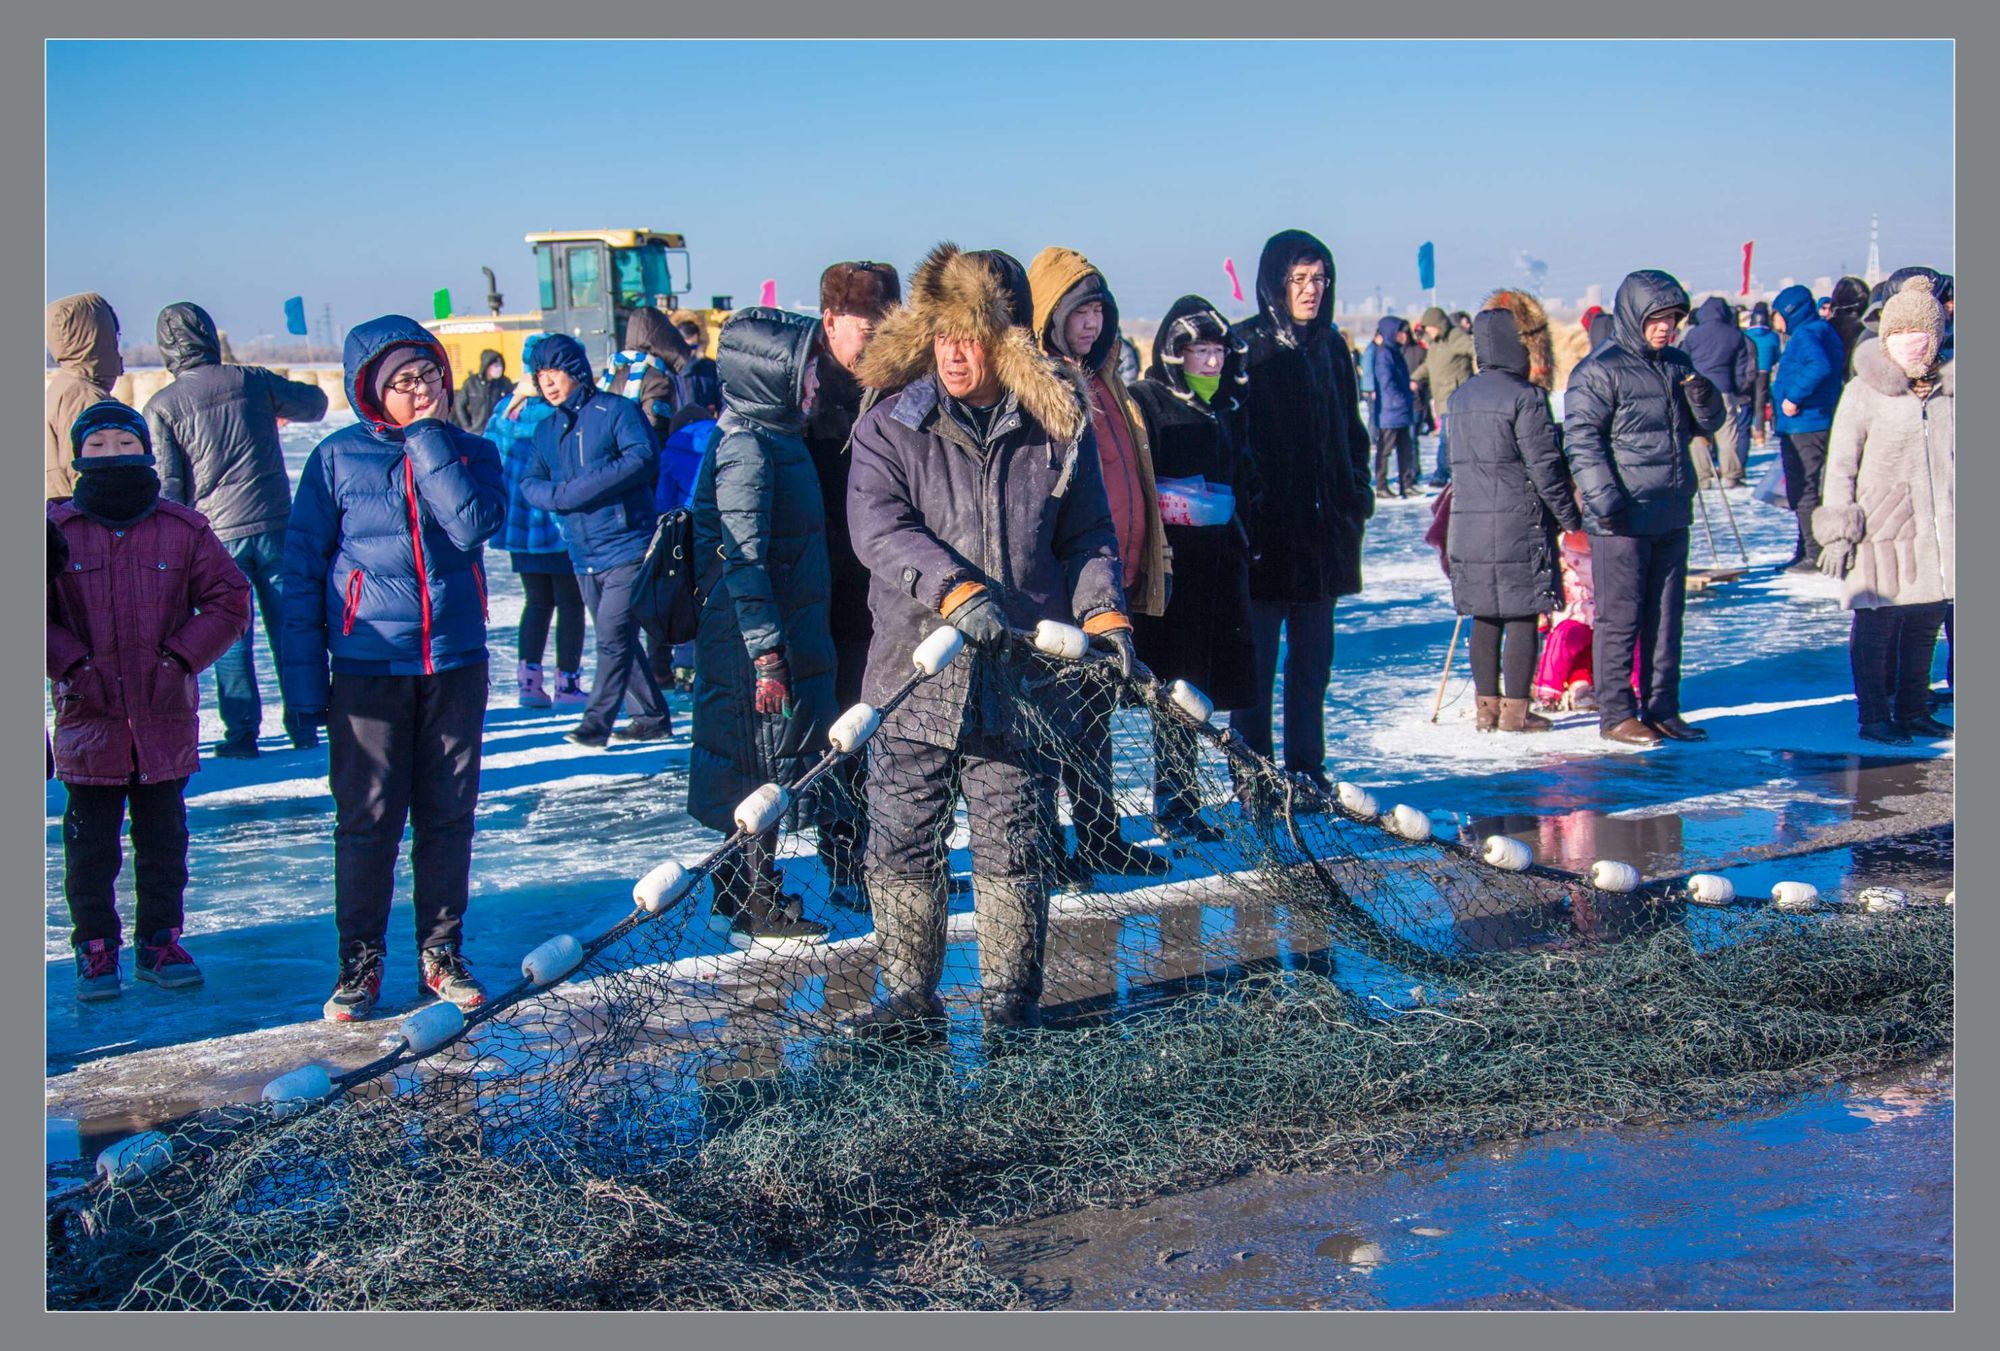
top-left (528, 230), bottom-right (693, 370)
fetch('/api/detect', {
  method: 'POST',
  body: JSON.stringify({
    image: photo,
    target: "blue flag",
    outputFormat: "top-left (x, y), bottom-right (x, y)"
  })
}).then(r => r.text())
top-left (283, 296), bottom-right (309, 337)
top-left (1416, 242), bottom-right (1435, 291)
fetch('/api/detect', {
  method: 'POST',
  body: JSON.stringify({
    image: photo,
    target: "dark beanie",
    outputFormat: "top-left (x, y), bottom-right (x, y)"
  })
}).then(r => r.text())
top-left (70, 399), bottom-right (151, 458)
top-left (819, 261), bottom-right (902, 320)
top-left (964, 249), bottom-right (1034, 330)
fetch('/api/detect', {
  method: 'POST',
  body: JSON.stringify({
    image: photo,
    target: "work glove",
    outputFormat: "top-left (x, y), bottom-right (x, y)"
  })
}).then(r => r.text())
top-left (1094, 627), bottom-right (1138, 681)
top-left (947, 588), bottom-right (1009, 652)
top-left (1817, 540), bottom-right (1855, 579)
top-left (753, 651), bottom-right (792, 716)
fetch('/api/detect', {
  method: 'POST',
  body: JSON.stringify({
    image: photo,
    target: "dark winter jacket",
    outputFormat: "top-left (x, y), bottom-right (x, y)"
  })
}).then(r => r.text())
top-left (1231, 230), bottom-right (1374, 604)
top-left (1769, 285), bottom-right (1845, 434)
top-left (1371, 318), bottom-right (1415, 429)
top-left (1126, 296), bottom-right (1259, 712)
top-left (520, 334), bottom-right (660, 575)
top-left (485, 335), bottom-right (566, 558)
top-left (1829, 276), bottom-right (1870, 377)
top-left (1678, 296), bottom-right (1756, 398)
top-left (145, 302), bottom-right (329, 544)
top-left (801, 356), bottom-right (875, 648)
top-left (601, 308), bottom-right (691, 441)
top-left (1444, 310), bottom-right (1583, 617)
top-left (1561, 270), bottom-right (1727, 537)
top-left (688, 311), bottom-right (835, 831)
top-left (48, 495), bottom-right (251, 785)
top-left (453, 348), bottom-right (515, 433)
top-left (680, 355), bottom-right (723, 415)
top-left (280, 316), bottom-right (507, 714)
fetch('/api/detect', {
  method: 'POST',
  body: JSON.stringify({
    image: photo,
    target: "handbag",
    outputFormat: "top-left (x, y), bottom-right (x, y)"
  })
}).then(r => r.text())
top-left (633, 508), bottom-right (699, 645)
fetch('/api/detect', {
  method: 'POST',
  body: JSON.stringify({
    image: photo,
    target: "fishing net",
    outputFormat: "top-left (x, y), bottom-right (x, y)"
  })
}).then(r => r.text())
top-left (46, 623), bottom-right (1954, 1310)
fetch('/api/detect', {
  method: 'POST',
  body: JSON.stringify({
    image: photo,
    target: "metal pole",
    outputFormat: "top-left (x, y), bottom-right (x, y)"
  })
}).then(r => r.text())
top-left (1431, 615), bottom-right (1466, 723)
top-left (1711, 466), bottom-right (1751, 566)
top-left (1689, 440), bottom-right (1722, 564)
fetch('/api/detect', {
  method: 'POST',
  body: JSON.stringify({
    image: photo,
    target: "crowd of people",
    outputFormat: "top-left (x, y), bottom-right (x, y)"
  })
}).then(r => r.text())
top-left (43, 234), bottom-right (1956, 1033)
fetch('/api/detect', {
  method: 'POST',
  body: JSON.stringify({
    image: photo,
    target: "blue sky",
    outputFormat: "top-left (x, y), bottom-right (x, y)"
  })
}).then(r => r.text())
top-left (48, 40), bottom-right (1953, 344)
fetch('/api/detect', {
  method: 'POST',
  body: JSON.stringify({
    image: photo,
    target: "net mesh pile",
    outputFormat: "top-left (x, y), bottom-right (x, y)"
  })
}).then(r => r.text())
top-left (47, 633), bottom-right (1954, 1310)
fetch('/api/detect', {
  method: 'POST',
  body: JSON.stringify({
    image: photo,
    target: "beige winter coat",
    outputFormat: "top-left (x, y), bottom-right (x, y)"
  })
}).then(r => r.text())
top-left (46, 293), bottom-right (122, 498)
top-left (1813, 339), bottom-right (1954, 610)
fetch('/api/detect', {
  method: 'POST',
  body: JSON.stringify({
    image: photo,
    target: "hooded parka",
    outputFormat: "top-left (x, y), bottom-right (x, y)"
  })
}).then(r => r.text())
top-left (1444, 309), bottom-right (1584, 617)
top-left (1230, 231), bottom-right (1374, 602)
top-left (145, 301), bottom-right (330, 542)
top-left (46, 294), bottom-right (122, 499)
top-left (602, 308), bottom-right (693, 440)
top-left (687, 309), bottom-right (837, 832)
top-left (453, 348), bottom-right (515, 434)
top-left (1414, 305), bottom-right (1478, 408)
top-left (1770, 284), bottom-right (1846, 433)
top-left (520, 335), bottom-right (660, 575)
top-left (1679, 295), bottom-right (1756, 398)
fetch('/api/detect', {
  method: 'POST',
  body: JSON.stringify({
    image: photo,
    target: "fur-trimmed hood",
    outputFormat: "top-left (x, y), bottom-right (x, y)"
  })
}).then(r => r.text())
top-left (856, 242), bottom-right (1088, 445)
top-left (1481, 288), bottom-right (1555, 389)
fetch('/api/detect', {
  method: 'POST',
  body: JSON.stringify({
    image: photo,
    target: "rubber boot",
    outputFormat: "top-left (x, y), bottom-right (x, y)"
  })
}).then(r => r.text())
top-left (843, 874), bottom-right (947, 1040)
top-left (518, 661), bottom-right (553, 709)
top-left (1474, 695), bottom-right (1501, 732)
top-left (1498, 697), bottom-right (1553, 733)
top-left (974, 873), bottom-right (1049, 1033)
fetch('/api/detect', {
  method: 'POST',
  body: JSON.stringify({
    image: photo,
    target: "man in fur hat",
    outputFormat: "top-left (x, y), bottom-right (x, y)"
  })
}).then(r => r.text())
top-left (845, 242), bottom-right (1131, 1034)
top-left (806, 261), bottom-right (901, 909)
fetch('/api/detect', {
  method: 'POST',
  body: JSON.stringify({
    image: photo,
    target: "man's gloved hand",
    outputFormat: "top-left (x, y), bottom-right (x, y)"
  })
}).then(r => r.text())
top-left (1095, 627), bottom-right (1138, 680)
top-left (1818, 540), bottom-right (1855, 579)
top-left (753, 651), bottom-right (792, 715)
top-left (947, 588), bottom-right (1009, 651)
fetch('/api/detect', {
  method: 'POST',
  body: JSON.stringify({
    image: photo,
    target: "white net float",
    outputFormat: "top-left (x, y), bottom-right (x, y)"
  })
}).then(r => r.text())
top-left (522, 934), bottom-right (584, 987)
top-left (1687, 874), bottom-right (1735, 905)
top-left (1481, 835), bottom-right (1532, 871)
top-left (1945, 890), bottom-right (1955, 906)
top-left (633, 860), bottom-right (694, 914)
top-left (1860, 886), bottom-right (1906, 914)
top-left (912, 626), bottom-right (966, 676)
top-left (1166, 679), bottom-right (1214, 724)
top-left (96, 1131), bottom-right (173, 1186)
top-left (1590, 860), bottom-right (1641, 893)
top-left (1386, 805), bottom-right (1431, 842)
top-left (399, 1001), bottom-right (466, 1057)
top-left (1771, 881), bottom-right (1820, 912)
top-left (1032, 620), bottom-right (1089, 660)
top-left (261, 1065), bottom-right (332, 1117)
top-left (828, 703), bottom-right (882, 754)
top-left (733, 783), bottom-right (791, 836)
top-left (1335, 782), bottom-right (1378, 819)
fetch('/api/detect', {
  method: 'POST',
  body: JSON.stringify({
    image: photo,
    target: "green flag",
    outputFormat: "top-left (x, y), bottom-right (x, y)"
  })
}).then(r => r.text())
top-left (432, 288), bottom-right (452, 320)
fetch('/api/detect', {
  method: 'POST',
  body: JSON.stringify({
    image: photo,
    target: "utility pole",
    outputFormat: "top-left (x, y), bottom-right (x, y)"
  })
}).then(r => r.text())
top-left (1865, 213), bottom-right (1882, 287)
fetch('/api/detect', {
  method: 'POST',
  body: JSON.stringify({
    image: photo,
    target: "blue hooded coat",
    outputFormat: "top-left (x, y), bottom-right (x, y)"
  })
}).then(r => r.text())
top-left (1679, 296), bottom-right (1756, 397)
top-left (1769, 285), bottom-right (1845, 434)
top-left (280, 316), bottom-right (507, 713)
top-left (518, 334), bottom-right (660, 575)
top-left (1370, 316), bottom-right (1414, 429)
top-left (483, 333), bottom-right (567, 561)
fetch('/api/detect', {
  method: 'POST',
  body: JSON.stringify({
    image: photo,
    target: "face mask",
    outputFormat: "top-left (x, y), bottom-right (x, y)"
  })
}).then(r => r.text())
top-left (1884, 331), bottom-right (1935, 376)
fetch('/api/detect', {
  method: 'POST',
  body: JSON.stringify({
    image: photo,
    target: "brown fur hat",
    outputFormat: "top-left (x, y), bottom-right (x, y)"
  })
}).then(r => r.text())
top-left (1482, 288), bottom-right (1556, 390)
top-left (856, 241), bottom-right (1088, 445)
top-left (819, 261), bottom-right (902, 320)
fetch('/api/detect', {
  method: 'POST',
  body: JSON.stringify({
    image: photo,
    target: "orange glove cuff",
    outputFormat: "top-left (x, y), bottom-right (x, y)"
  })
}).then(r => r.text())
top-left (1081, 612), bottom-right (1132, 636)
top-left (940, 581), bottom-right (987, 618)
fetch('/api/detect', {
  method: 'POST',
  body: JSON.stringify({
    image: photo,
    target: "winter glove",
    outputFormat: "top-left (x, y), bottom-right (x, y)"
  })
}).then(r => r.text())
top-left (1817, 540), bottom-right (1855, 579)
top-left (753, 651), bottom-right (792, 716)
top-left (947, 588), bottom-right (1009, 652)
top-left (1094, 628), bottom-right (1138, 681)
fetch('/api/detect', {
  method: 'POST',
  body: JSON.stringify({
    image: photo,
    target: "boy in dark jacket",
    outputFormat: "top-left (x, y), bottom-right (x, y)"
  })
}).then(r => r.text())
top-left (1770, 283), bottom-right (1848, 570)
top-left (49, 401), bottom-right (252, 1000)
top-left (1561, 270), bottom-right (1726, 747)
top-left (520, 334), bottom-right (672, 746)
top-left (282, 317), bottom-right (507, 1021)
top-left (146, 300), bottom-right (330, 757)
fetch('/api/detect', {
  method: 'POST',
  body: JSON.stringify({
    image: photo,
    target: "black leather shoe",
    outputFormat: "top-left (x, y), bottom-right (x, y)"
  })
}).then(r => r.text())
top-left (610, 720), bottom-right (671, 742)
top-left (1858, 720), bottom-right (1912, 746)
top-left (1647, 716), bottom-right (1709, 742)
top-left (1898, 713), bottom-right (1953, 739)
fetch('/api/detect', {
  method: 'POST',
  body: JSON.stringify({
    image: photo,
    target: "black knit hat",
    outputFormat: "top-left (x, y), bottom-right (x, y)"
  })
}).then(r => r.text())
top-left (69, 399), bottom-right (152, 458)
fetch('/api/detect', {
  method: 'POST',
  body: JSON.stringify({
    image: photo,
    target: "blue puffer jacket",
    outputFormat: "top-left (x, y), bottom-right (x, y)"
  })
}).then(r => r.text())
top-left (519, 334), bottom-right (660, 574)
top-left (1770, 285), bottom-right (1845, 434)
top-left (656, 417), bottom-right (714, 514)
top-left (1371, 317), bottom-right (1413, 429)
top-left (485, 333), bottom-right (566, 555)
top-left (280, 316), bottom-right (507, 712)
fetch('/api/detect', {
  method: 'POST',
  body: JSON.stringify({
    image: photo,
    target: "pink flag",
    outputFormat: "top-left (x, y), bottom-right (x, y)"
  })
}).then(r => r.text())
top-left (759, 279), bottom-right (778, 307)
top-left (1223, 258), bottom-right (1244, 303)
top-left (1740, 242), bottom-right (1754, 297)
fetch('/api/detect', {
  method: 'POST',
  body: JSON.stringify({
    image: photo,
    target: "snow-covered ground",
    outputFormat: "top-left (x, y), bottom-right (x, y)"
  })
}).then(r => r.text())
top-left (45, 421), bottom-right (1951, 1140)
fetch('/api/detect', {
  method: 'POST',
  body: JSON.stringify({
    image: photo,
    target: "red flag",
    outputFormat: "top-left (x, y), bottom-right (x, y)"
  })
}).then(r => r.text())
top-left (1223, 258), bottom-right (1243, 303)
top-left (1740, 242), bottom-right (1754, 297)
top-left (759, 279), bottom-right (778, 307)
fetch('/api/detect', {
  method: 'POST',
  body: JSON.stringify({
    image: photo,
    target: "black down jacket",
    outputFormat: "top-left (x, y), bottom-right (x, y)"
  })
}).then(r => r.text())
top-left (1230, 230), bottom-right (1374, 604)
top-left (687, 308), bottom-right (836, 833)
top-left (1445, 310), bottom-right (1583, 617)
top-left (1561, 270), bottom-right (1726, 537)
top-left (801, 356), bottom-right (875, 657)
top-left (1127, 296), bottom-right (1261, 712)
top-left (145, 301), bottom-right (329, 543)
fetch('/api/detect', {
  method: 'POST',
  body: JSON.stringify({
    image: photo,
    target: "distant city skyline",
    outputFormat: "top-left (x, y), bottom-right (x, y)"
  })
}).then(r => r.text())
top-left (48, 40), bottom-right (1953, 347)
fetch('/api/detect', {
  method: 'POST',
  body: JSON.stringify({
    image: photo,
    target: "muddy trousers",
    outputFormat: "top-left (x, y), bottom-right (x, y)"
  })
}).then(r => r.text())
top-left (1850, 602), bottom-right (1947, 726)
top-left (62, 775), bottom-right (189, 948)
top-left (329, 663), bottom-right (486, 959)
top-left (1469, 616), bottom-right (1539, 699)
top-left (865, 732), bottom-right (1050, 1007)
top-left (1590, 530), bottom-right (1688, 731)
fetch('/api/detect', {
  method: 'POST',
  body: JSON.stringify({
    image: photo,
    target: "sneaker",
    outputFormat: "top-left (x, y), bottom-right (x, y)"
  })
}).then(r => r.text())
top-left (610, 719), bottom-right (670, 743)
top-left (135, 928), bottom-right (204, 990)
top-left (323, 948), bottom-right (384, 1022)
top-left (728, 900), bottom-right (829, 952)
top-left (74, 939), bottom-right (121, 1002)
top-left (564, 725), bottom-right (610, 749)
top-left (554, 670), bottom-right (589, 706)
top-left (420, 946), bottom-right (488, 1010)
top-left (518, 661), bottom-right (553, 709)
top-left (212, 738), bottom-right (259, 761)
